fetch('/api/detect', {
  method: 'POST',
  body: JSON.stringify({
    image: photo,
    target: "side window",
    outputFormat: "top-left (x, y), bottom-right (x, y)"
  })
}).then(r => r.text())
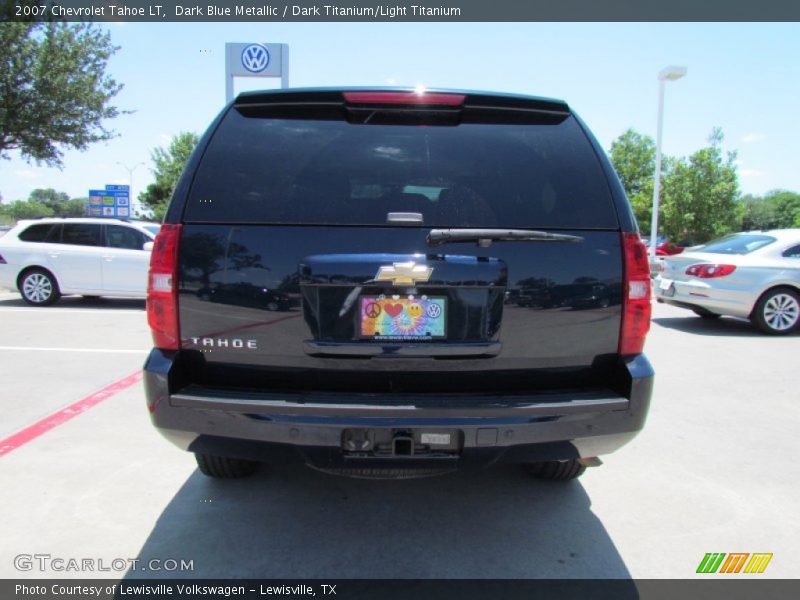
top-left (783, 244), bottom-right (800, 258)
top-left (105, 225), bottom-right (146, 250)
top-left (18, 224), bottom-right (57, 242)
top-left (61, 224), bottom-right (102, 247)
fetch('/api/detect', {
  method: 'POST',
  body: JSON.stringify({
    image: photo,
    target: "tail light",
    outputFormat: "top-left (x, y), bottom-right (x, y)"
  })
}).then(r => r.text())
top-left (147, 224), bottom-right (182, 350)
top-left (685, 263), bottom-right (736, 278)
top-left (619, 233), bottom-right (652, 356)
top-left (343, 91), bottom-right (466, 106)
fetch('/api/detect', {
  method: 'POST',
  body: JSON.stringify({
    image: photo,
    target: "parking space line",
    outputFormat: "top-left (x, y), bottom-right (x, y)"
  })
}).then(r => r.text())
top-left (0, 346), bottom-right (147, 354)
top-left (0, 370), bottom-right (143, 458)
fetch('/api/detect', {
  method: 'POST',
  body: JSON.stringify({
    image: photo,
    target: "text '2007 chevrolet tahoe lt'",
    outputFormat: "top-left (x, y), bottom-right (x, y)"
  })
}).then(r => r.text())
top-left (144, 88), bottom-right (654, 481)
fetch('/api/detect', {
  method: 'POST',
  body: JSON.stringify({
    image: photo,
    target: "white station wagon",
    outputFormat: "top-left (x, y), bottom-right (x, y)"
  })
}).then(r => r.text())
top-left (0, 218), bottom-right (159, 305)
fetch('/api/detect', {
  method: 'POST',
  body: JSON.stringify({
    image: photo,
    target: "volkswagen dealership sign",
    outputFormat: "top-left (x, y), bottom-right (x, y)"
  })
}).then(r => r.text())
top-left (241, 44), bottom-right (270, 72)
top-left (225, 42), bottom-right (289, 102)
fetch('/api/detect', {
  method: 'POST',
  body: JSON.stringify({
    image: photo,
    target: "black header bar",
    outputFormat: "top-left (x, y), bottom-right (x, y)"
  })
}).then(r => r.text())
top-left (4, 0), bottom-right (800, 23)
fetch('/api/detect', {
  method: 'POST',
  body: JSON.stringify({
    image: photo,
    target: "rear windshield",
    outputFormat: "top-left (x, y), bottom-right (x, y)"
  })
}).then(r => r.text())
top-left (184, 110), bottom-right (617, 229)
top-left (698, 234), bottom-right (776, 255)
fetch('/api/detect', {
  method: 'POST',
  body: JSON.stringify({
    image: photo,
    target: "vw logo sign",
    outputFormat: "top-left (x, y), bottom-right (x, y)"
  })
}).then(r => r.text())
top-left (241, 44), bottom-right (270, 73)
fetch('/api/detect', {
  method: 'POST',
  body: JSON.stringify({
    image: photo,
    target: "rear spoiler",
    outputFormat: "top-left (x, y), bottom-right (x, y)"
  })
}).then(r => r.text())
top-left (233, 88), bottom-right (571, 123)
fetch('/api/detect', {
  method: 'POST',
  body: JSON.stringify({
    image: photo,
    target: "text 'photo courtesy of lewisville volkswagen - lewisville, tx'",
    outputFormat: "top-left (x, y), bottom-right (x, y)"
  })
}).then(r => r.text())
top-left (0, 2), bottom-right (799, 599)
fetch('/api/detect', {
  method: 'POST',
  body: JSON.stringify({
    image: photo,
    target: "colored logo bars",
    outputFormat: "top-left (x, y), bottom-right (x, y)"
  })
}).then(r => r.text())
top-left (696, 552), bottom-right (773, 574)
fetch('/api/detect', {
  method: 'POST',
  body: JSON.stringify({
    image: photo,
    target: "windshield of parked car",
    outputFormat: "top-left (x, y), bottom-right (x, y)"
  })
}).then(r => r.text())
top-left (697, 234), bottom-right (776, 255)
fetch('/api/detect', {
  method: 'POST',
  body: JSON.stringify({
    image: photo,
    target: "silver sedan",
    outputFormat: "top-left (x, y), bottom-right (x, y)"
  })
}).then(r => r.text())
top-left (654, 229), bottom-right (800, 334)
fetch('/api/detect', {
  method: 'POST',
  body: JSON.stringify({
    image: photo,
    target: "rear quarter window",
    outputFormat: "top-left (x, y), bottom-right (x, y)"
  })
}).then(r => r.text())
top-left (184, 110), bottom-right (618, 229)
top-left (18, 224), bottom-right (58, 243)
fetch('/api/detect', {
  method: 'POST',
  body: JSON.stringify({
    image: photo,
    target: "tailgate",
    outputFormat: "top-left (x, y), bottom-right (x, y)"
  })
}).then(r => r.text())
top-left (172, 89), bottom-right (626, 394)
top-left (177, 224), bottom-right (622, 393)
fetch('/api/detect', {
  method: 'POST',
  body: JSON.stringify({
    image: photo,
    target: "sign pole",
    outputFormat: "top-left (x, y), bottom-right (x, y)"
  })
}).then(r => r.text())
top-left (225, 46), bottom-right (234, 103)
top-left (281, 44), bottom-right (289, 88)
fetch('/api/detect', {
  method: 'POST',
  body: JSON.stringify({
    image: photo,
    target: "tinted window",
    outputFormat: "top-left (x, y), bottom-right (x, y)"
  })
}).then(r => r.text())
top-left (698, 234), bottom-right (776, 255)
top-left (142, 224), bottom-right (160, 236)
top-left (19, 224), bottom-right (58, 242)
top-left (106, 225), bottom-right (146, 250)
top-left (61, 224), bottom-right (102, 247)
top-left (783, 244), bottom-right (800, 258)
top-left (185, 111), bottom-right (617, 228)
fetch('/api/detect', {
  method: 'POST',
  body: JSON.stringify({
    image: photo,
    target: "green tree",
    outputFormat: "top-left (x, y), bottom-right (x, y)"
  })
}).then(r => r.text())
top-left (0, 22), bottom-right (124, 167)
top-left (0, 199), bottom-right (54, 220)
top-left (739, 194), bottom-right (779, 231)
top-left (609, 129), bottom-right (656, 197)
top-left (139, 132), bottom-right (199, 221)
top-left (608, 129), bottom-right (659, 229)
top-left (26, 188), bottom-right (87, 216)
top-left (28, 187), bottom-right (68, 212)
top-left (660, 128), bottom-right (740, 243)
top-left (64, 197), bottom-right (89, 217)
top-left (766, 190), bottom-right (800, 229)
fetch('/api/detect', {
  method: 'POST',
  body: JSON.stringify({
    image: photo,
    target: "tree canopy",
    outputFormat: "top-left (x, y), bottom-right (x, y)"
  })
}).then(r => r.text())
top-left (660, 128), bottom-right (740, 243)
top-left (0, 187), bottom-right (87, 220)
top-left (609, 129), bottom-right (657, 230)
top-left (139, 132), bottom-right (200, 222)
top-left (0, 22), bottom-right (124, 167)
top-left (740, 190), bottom-right (800, 230)
top-left (609, 127), bottom-right (759, 243)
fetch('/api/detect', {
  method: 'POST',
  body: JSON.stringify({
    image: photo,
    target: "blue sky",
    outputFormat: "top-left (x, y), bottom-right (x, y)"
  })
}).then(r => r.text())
top-left (2, 22), bottom-right (799, 209)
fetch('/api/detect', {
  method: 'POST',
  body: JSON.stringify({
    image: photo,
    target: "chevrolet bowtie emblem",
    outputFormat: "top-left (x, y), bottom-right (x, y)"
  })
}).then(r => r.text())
top-left (374, 261), bottom-right (433, 286)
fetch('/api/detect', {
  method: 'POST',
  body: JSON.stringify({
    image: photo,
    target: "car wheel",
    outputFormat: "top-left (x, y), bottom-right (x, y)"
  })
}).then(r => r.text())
top-left (752, 288), bottom-right (800, 335)
top-left (19, 269), bottom-right (61, 306)
top-left (195, 453), bottom-right (259, 478)
top-left (525, 459), bottom-right (586, 481)
top-left (692, 308), bottom-right (721, 319)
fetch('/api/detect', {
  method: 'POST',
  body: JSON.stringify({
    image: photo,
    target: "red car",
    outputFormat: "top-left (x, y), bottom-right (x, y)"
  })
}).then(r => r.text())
top-left (644, 237), bottom-right (687, 256)
top-left (656, 240), bottom-right (685, 256)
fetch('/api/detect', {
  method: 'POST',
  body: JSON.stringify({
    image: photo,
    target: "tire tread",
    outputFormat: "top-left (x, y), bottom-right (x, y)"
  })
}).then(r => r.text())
top-left (526, 459), bottom-right (586, 481)
top-left (195, 453), bottom-right (258, 478)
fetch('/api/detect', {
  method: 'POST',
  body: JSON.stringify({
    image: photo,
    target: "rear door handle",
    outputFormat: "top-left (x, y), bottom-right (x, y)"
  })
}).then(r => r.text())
top-left (102, 255), bottom-right (113, 261)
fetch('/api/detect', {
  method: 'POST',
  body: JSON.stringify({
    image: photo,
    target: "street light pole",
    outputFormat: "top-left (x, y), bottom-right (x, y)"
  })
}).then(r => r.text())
top-left (649, 66), bottom-right (687, 258)
top-left (117, 161), bottom-right (145, 217)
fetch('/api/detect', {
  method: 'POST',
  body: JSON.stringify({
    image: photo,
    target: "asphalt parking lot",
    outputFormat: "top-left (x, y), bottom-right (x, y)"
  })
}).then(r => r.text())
top-left (0, 290), bottom-right (797, 579)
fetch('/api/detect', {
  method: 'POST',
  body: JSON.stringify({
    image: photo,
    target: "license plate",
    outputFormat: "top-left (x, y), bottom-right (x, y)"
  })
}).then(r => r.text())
top-left (360, 296), bottom-right (446, 340)
top-left (659, 278), bottom-right (674, 290)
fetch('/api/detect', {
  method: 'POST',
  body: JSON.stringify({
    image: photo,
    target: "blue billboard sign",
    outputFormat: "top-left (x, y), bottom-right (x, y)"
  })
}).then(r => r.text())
top-left (87, 185), bottom-right (131, 218)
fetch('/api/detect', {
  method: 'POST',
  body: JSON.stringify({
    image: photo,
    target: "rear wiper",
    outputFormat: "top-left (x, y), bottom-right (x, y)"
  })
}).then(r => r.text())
top-left (427, 228), bottom-right (583, 247)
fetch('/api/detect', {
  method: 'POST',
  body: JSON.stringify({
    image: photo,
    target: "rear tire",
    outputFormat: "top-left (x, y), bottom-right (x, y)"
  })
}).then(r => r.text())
top-left (195, 453), bottom-right (259, 478)
top-left (525, 459), bottom-right (586, 481)
top-left (751, 287), bottom-right (800, 335)
top-left (19, 269), bottom-right (61, 306)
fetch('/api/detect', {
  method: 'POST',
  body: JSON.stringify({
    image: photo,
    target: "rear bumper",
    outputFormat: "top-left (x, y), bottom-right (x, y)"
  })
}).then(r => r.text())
top-left (144, 351), bottom-right (654, 469)
top-left (653, 276), bottom-right (755, 317)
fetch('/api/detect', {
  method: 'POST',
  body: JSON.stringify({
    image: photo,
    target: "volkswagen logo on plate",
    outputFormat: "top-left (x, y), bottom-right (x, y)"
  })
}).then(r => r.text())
top-left (241, 44), bottom-right (270, 73)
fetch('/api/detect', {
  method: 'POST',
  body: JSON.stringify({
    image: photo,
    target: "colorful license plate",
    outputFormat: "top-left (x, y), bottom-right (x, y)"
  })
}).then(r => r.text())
top-left (360, 296), bottom-right (446, 340)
